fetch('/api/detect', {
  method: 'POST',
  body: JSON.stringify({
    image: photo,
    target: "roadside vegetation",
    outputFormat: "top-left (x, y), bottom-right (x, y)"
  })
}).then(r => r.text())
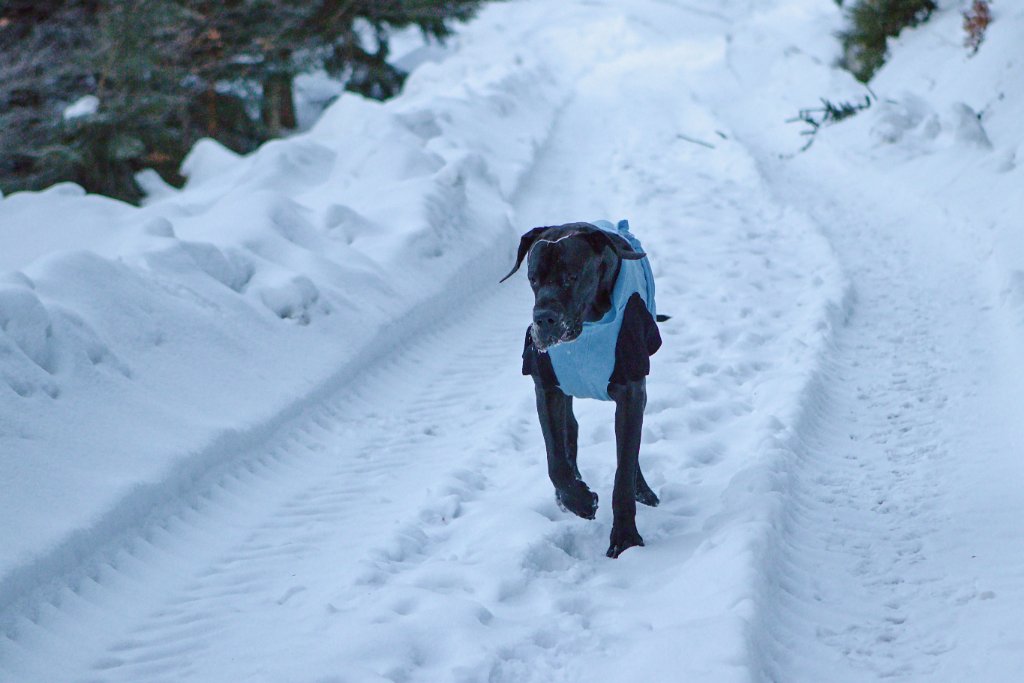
top-left (0, 0), bottom-right (484, 202)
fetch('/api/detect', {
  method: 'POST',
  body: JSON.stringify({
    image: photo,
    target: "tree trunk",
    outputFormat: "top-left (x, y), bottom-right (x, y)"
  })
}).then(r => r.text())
top-left (203, 86), bottom-right (218, 136)
top-left (261, 72), bottom-right (297, 132)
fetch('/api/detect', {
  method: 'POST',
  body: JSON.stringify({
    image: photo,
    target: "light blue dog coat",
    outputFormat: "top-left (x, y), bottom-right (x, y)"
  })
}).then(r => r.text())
top-left (544, 219), bottom-right (657, 401)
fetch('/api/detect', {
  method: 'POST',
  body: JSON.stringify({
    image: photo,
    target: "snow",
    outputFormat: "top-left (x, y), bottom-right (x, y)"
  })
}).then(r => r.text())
top-left (293, 72), bottom-right (347, 131)
top-left (62, 95), bottom-right (100, 121)
top-left (1, 0), bottom-right (1022, 681)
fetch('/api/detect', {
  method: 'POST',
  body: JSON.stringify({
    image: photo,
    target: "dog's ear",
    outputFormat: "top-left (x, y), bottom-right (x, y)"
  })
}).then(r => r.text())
top-left (579, 230), bottom-right (646, 261)
top-left (499, 226), bottom-right (551, 283)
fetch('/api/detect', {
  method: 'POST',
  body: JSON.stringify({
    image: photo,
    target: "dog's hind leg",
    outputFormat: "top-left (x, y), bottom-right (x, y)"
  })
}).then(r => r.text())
top-left (533, 381), bottom-right (599, 520)
top-left (635, 465), bottom-right (660, 507)
top-left (629, 377), bottom-right (658, 507)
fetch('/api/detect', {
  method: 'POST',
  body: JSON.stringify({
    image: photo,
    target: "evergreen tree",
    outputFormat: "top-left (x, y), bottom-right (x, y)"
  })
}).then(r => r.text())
top-left (74, 0), bottom-right (196, 199)
top-left (0, 0), bottom-right (488, 202)
top-left (1, 0), bottom-right (197, 201)
top-left (0, 1), bottom-right (100, 195)
top-left (838, 0), bottom-right (937, 82)
top-left (269, 1), bottom-right (487, 125)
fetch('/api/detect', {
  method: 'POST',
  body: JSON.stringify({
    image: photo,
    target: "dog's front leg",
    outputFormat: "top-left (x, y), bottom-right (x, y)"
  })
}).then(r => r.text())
top-left (533, 380), bottom-right (598, 519)
top-left (565, 396), bottom-right (581, 480)
top-left (606, 379), bottom-right (647, 558)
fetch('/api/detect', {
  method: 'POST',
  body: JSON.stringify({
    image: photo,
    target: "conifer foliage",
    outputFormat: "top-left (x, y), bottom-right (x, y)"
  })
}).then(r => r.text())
top-left (838, 0), bottom-right (937, 82)
top-left (0, 0), bottom-right (485, 203)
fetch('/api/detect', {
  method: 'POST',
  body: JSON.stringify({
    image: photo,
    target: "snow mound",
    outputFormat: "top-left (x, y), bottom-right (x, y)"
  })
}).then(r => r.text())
top-left (871, 94), bottom-right (991, 149)
top-left (62, 95), bottom-right (99, 121)
top-left (850, 2), bottom-right (1024, 342)
top-left (0, 278), bottom-right (59, 396)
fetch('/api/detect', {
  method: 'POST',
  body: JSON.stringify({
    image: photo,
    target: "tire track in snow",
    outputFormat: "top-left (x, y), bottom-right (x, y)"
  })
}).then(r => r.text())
top-left (0, 281), bottom-right (536, 682)
top-left (89, 313), bottom-right (532, 683)
top-left (753, 185), bottom-right (1024, 681)
top-left (758, 289), bottom-right (957, 680)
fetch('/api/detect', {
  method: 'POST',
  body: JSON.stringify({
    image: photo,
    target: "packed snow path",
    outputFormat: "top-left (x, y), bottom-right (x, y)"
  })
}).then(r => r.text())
top-left (750, 163), bottom-right (1024, 681)
top-left (3, 1), bottom-right (1024, 682)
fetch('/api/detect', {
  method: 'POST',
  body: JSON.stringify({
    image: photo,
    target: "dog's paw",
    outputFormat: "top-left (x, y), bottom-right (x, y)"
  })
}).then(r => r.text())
top-left (606, 525), bottom-right (644, 558)
top-left (555, 483), bottom-right (598, 520)
top-left (635, 481), bottom-right (660, 507)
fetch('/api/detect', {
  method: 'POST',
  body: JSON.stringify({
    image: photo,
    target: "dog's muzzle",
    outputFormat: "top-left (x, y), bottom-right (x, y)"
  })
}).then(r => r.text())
top-left (530, 315), bottom-right (582, 351)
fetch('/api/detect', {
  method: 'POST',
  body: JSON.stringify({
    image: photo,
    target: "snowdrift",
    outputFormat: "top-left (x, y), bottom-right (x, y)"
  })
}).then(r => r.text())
top-left (847, 1), bottom-right (1024, 354)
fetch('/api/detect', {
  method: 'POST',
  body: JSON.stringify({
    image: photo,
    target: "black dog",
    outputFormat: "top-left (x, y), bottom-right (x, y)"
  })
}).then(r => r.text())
top-left (501, 221), bottom-right (663, 558)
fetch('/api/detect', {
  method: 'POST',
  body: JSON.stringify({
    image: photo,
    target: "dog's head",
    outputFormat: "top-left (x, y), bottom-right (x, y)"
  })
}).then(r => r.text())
top-left (500, 222), bottom-right (645, 350)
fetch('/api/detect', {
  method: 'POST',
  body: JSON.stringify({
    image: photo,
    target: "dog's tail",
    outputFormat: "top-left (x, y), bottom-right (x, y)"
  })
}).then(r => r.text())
top-left (656, 314), bottom-right (671, 322)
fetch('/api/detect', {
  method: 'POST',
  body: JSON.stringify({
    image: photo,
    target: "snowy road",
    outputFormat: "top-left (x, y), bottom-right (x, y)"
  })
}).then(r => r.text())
top-left (3, 0), bottom-right (1023, 681)
top-left (0, 276), bottom-right (537, 681)
top-left (3, 5), bottom-right (840, 679)
top-left (750, 162), bottom-right (1024, 682)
